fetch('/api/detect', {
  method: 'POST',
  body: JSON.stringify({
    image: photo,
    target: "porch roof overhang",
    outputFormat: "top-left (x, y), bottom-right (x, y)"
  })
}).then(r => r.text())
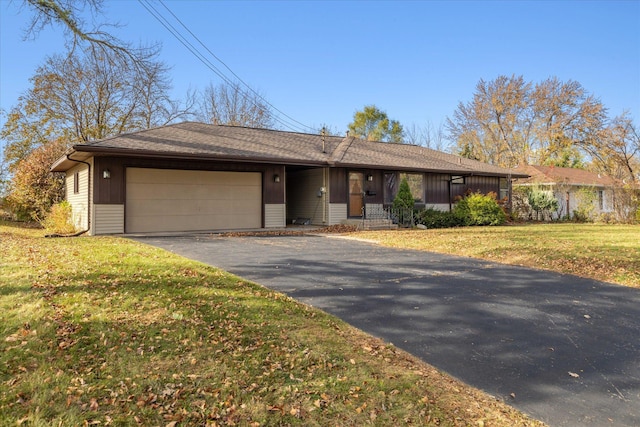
top-left (330, 161), bottom-right (527, 178)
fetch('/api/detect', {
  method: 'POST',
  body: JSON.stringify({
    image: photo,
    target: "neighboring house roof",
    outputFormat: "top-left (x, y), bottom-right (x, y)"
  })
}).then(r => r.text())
top-left (514, 165), bottom-right (618, 187)
top-left (52, 122), bottom-right (527, 177)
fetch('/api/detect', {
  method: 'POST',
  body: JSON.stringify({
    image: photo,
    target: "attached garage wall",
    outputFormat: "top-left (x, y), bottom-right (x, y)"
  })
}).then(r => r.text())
top-left (66, 161), bottom-right (91, 231)
top-left (126, 168), bottom-right (262, 233)
top-left (264, 204), bottom-right (286, 228)
top-left (93, 204), bottom-right (124, 234)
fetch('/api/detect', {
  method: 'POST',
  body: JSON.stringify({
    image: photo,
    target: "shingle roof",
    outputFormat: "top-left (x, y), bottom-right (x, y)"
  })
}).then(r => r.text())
top-left (332, 136), bottom-right (520, 175)
top-left (514, 165), bottom-right (618, 186)
top-left (52, 122), bottom-right (525, 177)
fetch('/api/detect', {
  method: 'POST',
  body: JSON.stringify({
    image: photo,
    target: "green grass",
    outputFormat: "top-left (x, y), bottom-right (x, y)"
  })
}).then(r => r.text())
top-left (355, 223), bottom-right (640, 288)
top-left (0, 221), bottom-right (543, 426)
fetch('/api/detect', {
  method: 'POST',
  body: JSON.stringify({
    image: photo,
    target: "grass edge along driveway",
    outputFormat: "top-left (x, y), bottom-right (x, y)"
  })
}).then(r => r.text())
top-left (0, 221), bottom-right (544, 426)
top-left (354, 223), bottom-right (639, 289)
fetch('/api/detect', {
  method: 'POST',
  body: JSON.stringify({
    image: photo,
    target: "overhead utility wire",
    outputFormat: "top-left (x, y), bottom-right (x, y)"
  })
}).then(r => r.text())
top-left (138, 0), bottom-right (303, 133)
top-left (137, 0), bottom-right (314, 134)
top-left (157, 0), bottom-right (316, 134)
top-left (138, 0), bottom-right (306, 133)
top-left (137, 0), bottom-right (301, 132)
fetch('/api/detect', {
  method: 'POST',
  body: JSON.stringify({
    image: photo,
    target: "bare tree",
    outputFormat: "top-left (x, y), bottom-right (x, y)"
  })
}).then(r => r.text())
top-left (1, 46), bottom-right (185, 169)
top-left (593, 113), bottom-right (639, 183)
top-left (196, 82), bottom-right (275, 129)
top-left (404, 124), bottom-right (427, 146)
top-left (405, 121), bottom-right (447, 150)
top-left (19, 0), bottom-right (152, 67)
top-left (134, 62), bottom-right (197, 129)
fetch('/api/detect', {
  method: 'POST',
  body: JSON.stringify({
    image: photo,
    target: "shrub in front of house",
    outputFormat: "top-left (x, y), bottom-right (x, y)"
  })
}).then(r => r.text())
top-left (41, 201), bottom-right (76, 235)
top-left (393, 177), bottom-right (414, 210)
top-left (453, 191), bottom-right (507, 226)
top-left (573, 187), bottom-right (597, 222)
top-left (415, 208), bottom-right (464, 229)
top-left (392, 177), bottom-right (416, 227)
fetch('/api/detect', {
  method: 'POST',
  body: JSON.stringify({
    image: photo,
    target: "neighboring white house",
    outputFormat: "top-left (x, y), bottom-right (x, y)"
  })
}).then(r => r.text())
top-left (513, 165), bottom-right (619, 220)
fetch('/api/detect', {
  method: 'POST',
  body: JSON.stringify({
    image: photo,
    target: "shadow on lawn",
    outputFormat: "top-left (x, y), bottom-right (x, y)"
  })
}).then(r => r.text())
top-left (137, 234), bottom-right (640, 427)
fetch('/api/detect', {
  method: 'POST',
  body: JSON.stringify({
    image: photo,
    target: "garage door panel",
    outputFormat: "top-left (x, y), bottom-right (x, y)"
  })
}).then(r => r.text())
top-left (126, 168), bottom-right (262, 233)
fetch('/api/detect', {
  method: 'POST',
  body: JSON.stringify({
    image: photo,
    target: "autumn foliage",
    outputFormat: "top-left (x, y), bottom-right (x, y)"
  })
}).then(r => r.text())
top-left (5, 139), bottom-right (67, 221)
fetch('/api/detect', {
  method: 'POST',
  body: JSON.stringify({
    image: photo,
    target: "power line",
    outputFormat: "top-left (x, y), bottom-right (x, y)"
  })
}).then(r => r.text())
top-left (156, 0), bottom-right (315, 133)
top-left (137, 0), bottom-right (316, 134)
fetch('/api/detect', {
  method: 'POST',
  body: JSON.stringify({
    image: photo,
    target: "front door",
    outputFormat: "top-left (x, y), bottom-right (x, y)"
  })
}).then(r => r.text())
top-left (349, 172), bottom-right (364, 217)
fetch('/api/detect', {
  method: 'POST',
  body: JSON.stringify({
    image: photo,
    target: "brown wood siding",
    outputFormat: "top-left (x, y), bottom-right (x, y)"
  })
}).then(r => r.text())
top-left (451, 176), bottom-right (500, 201)
top-left (425, 174), bottom-right (450, 204)
top-left (363, 170), bottom-right (383, 205)
top-left (93, 156), bottom-right (284, 204)
top-left (263, 165), bottom-right (285, 204)
top-left (329, 168), bottom-right (347, 203)
top-left (93, 158), bottom-right (124, 204)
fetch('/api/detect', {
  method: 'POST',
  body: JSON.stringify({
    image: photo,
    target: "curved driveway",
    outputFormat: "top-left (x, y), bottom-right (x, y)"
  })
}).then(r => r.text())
top-left (133, 234), bottom-right (640, 426)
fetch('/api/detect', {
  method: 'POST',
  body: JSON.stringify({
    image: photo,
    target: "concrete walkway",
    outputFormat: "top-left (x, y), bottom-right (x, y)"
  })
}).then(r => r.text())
top-left (132, 234), bottom-right (640, 426)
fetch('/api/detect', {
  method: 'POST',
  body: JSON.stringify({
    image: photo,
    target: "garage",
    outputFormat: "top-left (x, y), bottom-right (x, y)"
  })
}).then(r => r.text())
top-left (125, 168), bottom-right (262, 233)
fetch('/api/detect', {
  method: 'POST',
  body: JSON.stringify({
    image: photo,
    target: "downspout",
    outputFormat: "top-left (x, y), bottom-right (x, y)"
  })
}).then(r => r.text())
top-left (65, 153), bottom-right (91, 235)
top-left (322, 167), bottom-right (327, 224)
top-left (448, 176), bottom-right (452, 212)
top-left (321, 128), bottom-right (327, 224)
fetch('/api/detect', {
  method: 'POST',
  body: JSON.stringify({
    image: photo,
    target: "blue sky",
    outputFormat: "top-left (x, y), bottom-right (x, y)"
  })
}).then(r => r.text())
top-left (1, 0), bottom-right (639, 142)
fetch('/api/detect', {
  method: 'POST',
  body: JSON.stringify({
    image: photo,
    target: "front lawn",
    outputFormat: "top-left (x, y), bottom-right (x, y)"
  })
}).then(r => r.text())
top-left (354, 223), bottom-right (640, 288)
top-left (0, 221), bottom-right (543, 426)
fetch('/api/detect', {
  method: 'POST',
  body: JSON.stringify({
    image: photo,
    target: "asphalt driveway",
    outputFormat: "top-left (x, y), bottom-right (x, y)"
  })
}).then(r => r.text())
top-left (132, 233), bottom-right (640, 426)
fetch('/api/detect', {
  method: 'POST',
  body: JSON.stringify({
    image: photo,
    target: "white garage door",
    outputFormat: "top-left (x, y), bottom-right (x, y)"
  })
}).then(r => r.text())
top-left (126, 168), bottom-right (262, 233)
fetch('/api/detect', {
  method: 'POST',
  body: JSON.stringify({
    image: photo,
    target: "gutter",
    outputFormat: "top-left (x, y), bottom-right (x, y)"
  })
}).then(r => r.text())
top-left (72, 146), bottom-right (328, 168)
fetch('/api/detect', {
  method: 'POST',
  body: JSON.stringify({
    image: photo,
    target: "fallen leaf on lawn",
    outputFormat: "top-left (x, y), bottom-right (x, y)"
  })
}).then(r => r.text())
top-left (89, 398), bottom-right (99, 411)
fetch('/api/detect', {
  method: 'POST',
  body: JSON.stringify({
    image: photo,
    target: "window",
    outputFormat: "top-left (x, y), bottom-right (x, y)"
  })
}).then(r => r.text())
top-left (73, 172), bottom-right (80, 194)
top-left (451, 175), bottom-right (465, 185)
top-left (499, 178), bottom-right (509, 200)
top-left (384, 172), bottom-right (397, 204)
top-left (598, 190), bottom-right (604, 211)
top-left (399, 173), bottom-right (424, 203)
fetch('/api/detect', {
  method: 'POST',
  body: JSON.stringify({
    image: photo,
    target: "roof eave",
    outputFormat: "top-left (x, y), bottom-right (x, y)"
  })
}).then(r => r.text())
top-left (68, 145), bottom-right (328, 168)
top-left (334, 161), bottom-right (527, 177)
top-left (50, 149), bottom-right (94, 172)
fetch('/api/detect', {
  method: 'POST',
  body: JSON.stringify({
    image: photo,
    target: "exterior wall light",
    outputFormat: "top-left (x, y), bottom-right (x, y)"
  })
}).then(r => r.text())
top-left (103, 169), bottom-right (111, 179)
top-left (367, 174), bottom-right (373, 182)
top-left (273, 174), bottom-right (280, 183)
